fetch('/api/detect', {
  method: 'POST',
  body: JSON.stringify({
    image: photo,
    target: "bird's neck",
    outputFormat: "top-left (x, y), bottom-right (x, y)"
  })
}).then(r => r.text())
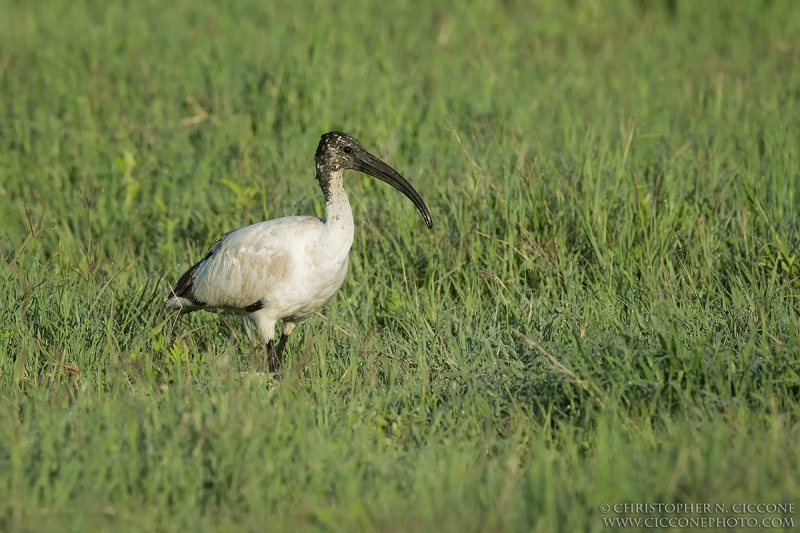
top-left (318, 169), bottom-right (355, 251)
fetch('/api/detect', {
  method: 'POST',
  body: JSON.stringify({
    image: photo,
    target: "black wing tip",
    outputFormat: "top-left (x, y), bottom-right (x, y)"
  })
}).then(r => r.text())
top-left (245, 301), bottom-right (265, 313)
top-left (168, 259), bottom-right (203, 301)
top-left (167, 233), bottom-right (230, 312)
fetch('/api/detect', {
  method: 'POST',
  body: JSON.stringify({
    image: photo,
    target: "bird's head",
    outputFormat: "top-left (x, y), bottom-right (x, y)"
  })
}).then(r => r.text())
top-left (315, 131), bottom-right (433, 229)
top-left (315, 132), bottom-right (366, 173)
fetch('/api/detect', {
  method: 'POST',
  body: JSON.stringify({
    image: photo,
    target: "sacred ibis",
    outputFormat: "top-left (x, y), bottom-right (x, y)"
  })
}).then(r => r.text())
top-left (165, 132), bottom-right (433, 371)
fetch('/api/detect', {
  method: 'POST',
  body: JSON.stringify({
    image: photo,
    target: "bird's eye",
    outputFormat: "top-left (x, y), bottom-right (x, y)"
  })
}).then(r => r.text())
top-left (343, 146), bottom-right (352, 154)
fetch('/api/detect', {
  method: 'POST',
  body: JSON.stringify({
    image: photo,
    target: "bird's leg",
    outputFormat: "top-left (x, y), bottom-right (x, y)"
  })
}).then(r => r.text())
top-left (262, 321), bottom-right (295, 374)
top-left (273, 323), bottom-right (296, 371)
top-left (266, 340), bottom-right (280, 372)
top-left (275, 333), bottom-right (289, 361)
top-left (266, 334), bottom-right (289, 373)
top-left (250, 313), bottom-right (279, 373)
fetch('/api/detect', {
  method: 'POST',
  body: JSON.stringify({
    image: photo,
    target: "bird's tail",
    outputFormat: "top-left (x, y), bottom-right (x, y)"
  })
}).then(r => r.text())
top-left (165, 257), bottom-right (205, 315)
top-left (164, 295), bottom-right (202, 315)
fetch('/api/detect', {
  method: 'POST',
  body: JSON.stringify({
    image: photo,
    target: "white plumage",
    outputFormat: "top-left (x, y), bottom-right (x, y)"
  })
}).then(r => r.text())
top-left (165, 132), bottom-right (432, 371)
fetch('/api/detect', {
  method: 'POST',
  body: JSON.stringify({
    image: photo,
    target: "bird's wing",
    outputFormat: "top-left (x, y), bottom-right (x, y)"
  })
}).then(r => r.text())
top-left (166, 216), bottom-right (323, 312)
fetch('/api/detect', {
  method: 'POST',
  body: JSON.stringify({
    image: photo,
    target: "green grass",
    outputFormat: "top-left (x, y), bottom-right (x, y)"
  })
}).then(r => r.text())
top-left (2, 0), bottom-right (800, 530)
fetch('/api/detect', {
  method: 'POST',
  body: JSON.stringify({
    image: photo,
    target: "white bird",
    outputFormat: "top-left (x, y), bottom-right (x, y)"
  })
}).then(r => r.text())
top-left (165, 132), bottom-right (433, 371)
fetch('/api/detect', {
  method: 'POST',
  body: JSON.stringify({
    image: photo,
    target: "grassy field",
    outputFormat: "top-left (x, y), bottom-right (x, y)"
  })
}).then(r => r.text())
top-left (1, 0), bottom-right (800, 530)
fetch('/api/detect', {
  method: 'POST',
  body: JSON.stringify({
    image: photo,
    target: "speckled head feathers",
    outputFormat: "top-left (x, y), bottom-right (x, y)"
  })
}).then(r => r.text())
top-left (315, 132), bottom-right (366, 175)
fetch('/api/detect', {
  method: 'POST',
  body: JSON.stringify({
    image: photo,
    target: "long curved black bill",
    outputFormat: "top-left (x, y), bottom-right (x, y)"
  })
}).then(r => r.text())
top-left (355, 151), bottom-right (433, 229)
